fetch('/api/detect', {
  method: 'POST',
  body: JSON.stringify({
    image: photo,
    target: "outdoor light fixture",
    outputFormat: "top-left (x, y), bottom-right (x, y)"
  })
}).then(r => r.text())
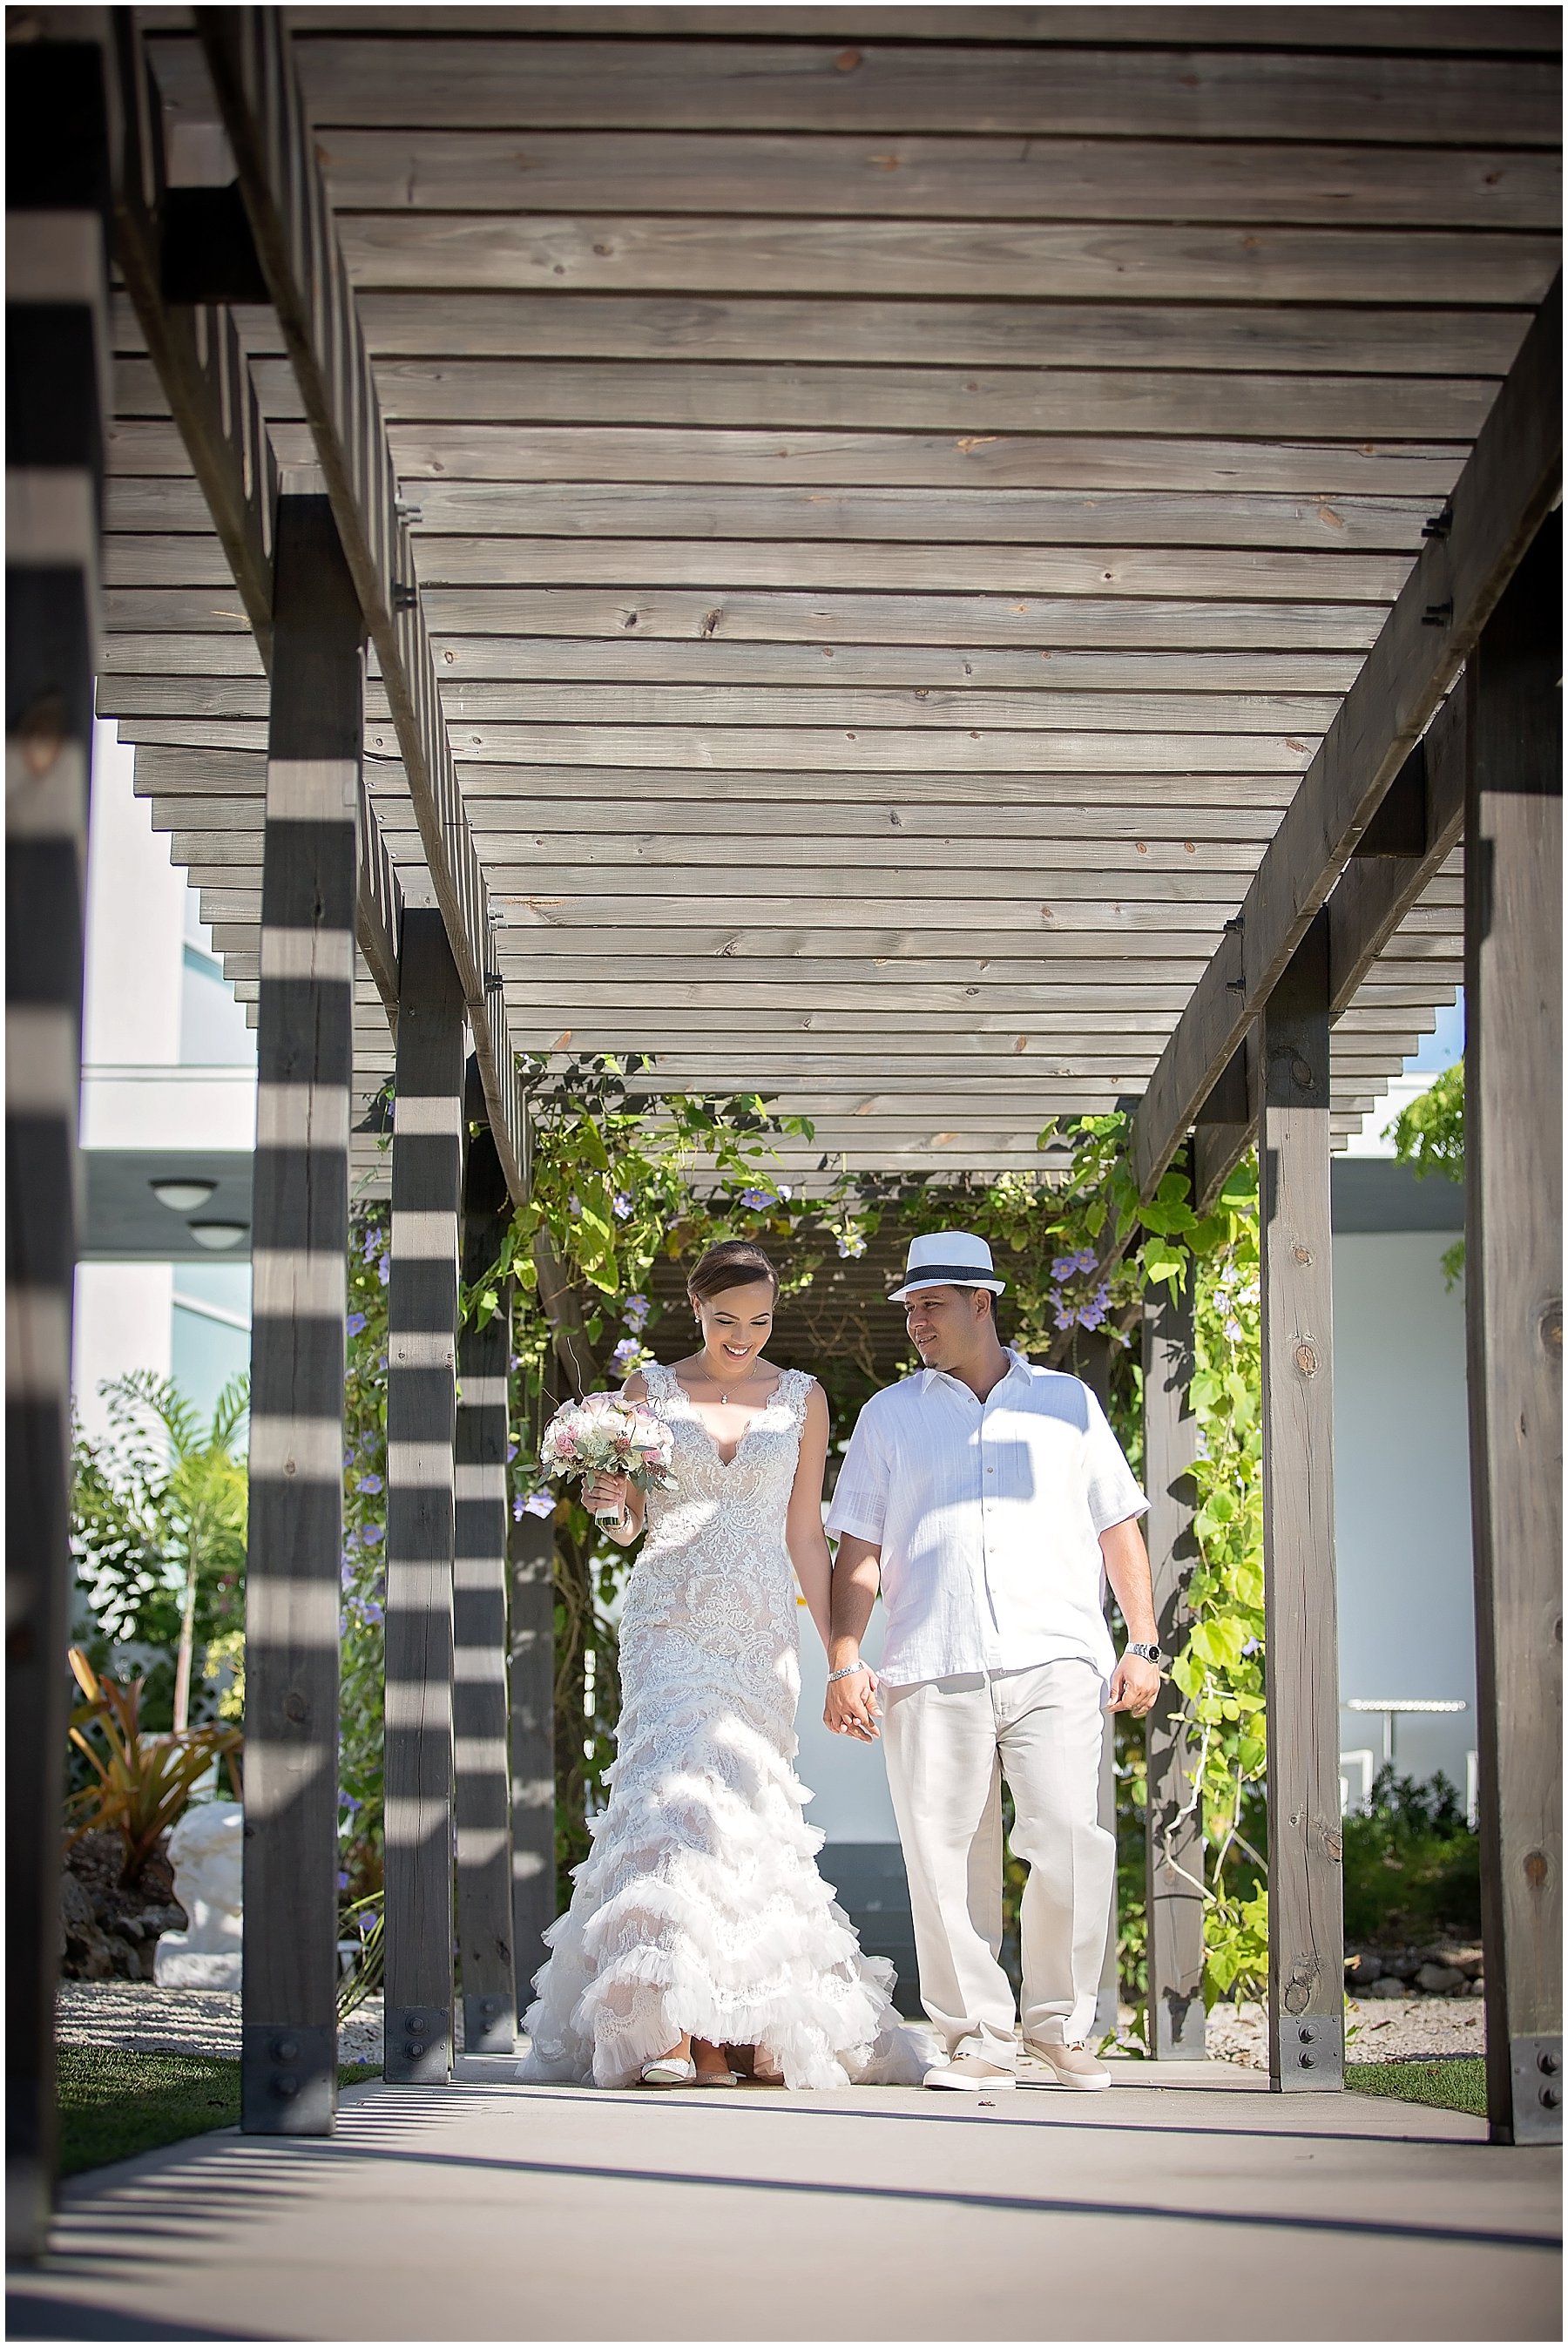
top-left (187, 1221), bottom-right (248, 1252)
top-left (151, 1178), bottom-right (217, 1212)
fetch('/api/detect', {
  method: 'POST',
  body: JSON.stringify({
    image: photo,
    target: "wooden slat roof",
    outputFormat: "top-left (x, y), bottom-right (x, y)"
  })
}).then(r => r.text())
top-left (102, 5), bottom-right (1560, 1173)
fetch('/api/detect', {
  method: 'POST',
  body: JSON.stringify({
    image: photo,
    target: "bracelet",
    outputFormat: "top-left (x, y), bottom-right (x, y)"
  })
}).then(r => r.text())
top-left (827, 1661), bottom-right (872, 1685)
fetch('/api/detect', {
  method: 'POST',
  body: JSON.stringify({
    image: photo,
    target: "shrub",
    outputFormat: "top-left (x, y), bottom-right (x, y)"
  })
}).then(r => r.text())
top-left (1341, 1767), bottom-right (1481, 1945)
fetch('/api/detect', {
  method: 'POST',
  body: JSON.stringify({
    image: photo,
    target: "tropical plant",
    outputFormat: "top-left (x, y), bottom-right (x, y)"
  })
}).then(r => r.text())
top-left (65, 1647), bottom-right (242, 1883)
top-left (1390, 1060), bottom-right (1465, 1288)
top-left (71, 1373), bottom-right (249, 1731)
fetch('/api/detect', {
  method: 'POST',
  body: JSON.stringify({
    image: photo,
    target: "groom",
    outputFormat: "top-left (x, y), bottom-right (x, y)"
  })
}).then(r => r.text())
top-left (824, 1231), bottom-right (1163, 2092)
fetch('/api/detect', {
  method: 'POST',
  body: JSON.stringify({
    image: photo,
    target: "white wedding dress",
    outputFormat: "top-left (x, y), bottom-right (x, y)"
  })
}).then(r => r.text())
top-left (518, 1362), bottom-right (925, 2089)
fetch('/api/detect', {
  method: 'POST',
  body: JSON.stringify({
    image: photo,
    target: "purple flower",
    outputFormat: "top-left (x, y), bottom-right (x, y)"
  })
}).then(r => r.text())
top-left (512, 1493), bottom-right (526, 1520)
top-left (623, 1293), bottom-right (650, 1333)
top-left (376, 1254), bottom-right (391, 1286)
top-left (1051, 1255), bottom-right (1078, 1282)
top-left (335, 1870), bottom-right (349, 1891)
top-left (356, 1472), bottom-right (382, 1495)
top-left (507, 1441), bottom-right (518, 1461)
top-left (522, 1490), bottom-right (557, 1520)
top-left (362, 1523), bottom-right (382, 1546)
top-left (738, 1187), bottom-right (777, 1210)
top-left (1076, 1248), bottom-right (1100, 1275)
top-left (362, 1598), bottom-right (383, 1625)
top-left (346, 1311), bottom-right (367, 1337)
top-left (612, 1190), bottom-right (633, 1221)
top-left (836, 1233), bottom-right (866, 1260)
top-left (610, 1336), bottom-right (640, 1372)
top-left (1240, 1636), bottom-right (1261, 1657)
top-left (340, 1793), bottom-right (362, 1815)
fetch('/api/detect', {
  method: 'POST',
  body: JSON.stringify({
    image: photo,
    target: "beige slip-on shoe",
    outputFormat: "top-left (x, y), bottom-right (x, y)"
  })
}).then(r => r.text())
top-left (923, 2053), bottom-right (1018, 2091)
top-left (1026, 2040), bottom-right (1112, 2091)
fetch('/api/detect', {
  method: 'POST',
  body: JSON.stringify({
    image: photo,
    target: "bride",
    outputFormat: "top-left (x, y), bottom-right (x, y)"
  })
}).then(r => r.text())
top-left (517, 1237), bottom-right (923, 2091)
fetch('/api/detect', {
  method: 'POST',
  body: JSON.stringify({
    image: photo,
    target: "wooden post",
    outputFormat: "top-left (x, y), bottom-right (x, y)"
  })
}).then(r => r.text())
top-left (383, 903), bottom-right (465, 2084)
top-left (454, 1079), bottom-right (517, 2055)
top-left (1464, 511), bottom-right (1563, 2147)
top-left (1143, 1275), bottom-right (1206, 2059)
top-left (241, 479), bottom-right (362, 2135)
top-left (510, 1512), bottom-right (558, 2015)
top-left (1259, 909), bottom-right (1344, 2093)
top-left (5, 22), bottom-right (112, 2253)
top-left (1069, 1331), bottom-right (1122, 2039)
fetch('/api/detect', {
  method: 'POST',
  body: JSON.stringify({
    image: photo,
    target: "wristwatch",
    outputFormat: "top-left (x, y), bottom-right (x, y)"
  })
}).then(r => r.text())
top-left (1126, 1641), bottom-right (1163, 1665)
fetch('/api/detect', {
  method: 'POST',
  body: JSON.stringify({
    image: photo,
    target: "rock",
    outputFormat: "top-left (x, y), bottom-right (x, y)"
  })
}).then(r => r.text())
top-left (1469, 1976), bottom-right (1487, 1997)
top-left (153, 1802), bottom-right (242, 1990)
top-left (1346, 1951), bottom-right (1383, 1985)
top-left (1368, 1976), bottom-right (1408, 1999)
top-left (1416, 1962), bottom-right (1467, 1995)
top-left (1385, 1952), bottom-right (1423, 1983)
top-left (1445, 1948), bottom-right (1485, 1980)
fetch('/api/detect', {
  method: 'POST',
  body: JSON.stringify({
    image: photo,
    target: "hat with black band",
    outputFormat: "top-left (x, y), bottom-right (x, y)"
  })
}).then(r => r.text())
top-left (889, 1230), bottom-right (1006, 1304)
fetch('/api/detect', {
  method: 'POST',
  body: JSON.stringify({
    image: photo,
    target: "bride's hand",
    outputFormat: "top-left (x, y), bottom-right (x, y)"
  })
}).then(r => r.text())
top-left (824, 1663), bottom-right (881, 1742)
top-left (584, 1471), bottom-right (630, 1513)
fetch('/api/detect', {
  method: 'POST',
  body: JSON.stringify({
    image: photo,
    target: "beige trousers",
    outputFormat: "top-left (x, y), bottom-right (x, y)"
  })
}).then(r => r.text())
top-left (882, 1659), bottom-right (1115, 2065)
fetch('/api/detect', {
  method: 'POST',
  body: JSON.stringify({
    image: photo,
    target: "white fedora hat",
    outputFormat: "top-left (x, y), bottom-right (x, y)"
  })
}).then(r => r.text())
top-left (889, 1230), bottom-right (1005, 1304)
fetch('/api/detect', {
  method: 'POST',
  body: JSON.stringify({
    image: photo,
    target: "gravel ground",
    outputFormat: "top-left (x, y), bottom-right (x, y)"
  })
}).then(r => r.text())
top-left (1200, 1996), bottom-right (1484, 2069)
top-left (58, 1981), bottom-right (1482, 2077)
top-left (57, 1983), bottom-right (386, 2067)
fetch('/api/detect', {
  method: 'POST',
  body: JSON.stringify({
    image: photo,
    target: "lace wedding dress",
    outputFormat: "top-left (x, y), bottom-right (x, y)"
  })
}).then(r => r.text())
top-left (518, 1362), bottom-right (925, 2089)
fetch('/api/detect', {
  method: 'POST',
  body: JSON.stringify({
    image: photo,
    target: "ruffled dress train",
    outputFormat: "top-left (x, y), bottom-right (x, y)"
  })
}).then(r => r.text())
top-left (517, 1364), bottom-right (926, 2090)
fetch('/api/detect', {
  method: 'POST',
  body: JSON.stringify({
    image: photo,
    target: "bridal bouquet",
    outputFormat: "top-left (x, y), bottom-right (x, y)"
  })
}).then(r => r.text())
top-left (539, 1392), bottom-right (676, 1528)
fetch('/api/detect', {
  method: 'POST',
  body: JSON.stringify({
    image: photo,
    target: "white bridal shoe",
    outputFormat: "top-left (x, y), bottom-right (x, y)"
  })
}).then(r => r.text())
top-left (640, 2053), bottom-right (698, 2087)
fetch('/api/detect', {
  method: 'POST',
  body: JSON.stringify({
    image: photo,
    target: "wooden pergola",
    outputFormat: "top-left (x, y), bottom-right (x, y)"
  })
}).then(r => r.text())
top-left (7, 3), bottom-right (1561, 2254)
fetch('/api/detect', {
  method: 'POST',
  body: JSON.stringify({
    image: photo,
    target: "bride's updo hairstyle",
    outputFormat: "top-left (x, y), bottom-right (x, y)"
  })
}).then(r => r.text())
top-left (687, 1237), bottom-right (779, 1306)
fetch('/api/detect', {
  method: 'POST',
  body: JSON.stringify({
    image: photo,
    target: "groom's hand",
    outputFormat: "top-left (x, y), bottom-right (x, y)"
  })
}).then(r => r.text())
top-left (1106, 1654), bottom-right (1162, 1719)
top-left (825, 1662), bottom-right (881, 1742)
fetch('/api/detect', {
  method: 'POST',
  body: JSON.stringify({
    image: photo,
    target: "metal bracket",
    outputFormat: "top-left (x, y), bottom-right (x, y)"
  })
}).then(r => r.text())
top-left (463, 1990), bottom-right (517, 2058)
top-left (1274, 2012), bottom-right (1345, 2091)
top-left (1509, 2035), bottom-right (1565, 2144)
top-left (384, 2004), bottom-right (455, 2085)
top-left (240, 2024), bottom-right (337, 2135)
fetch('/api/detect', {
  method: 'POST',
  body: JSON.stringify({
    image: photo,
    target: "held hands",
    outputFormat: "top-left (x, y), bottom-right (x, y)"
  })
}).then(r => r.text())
top-left (824, 1660), bottom-right (881, 1742)
top-left (1105, 1652), bottom-right (1163, 1720)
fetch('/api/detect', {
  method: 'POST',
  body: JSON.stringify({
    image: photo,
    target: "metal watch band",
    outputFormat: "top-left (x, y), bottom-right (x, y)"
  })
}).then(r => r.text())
top-left (827, 1661), bottom-right (872, 1684)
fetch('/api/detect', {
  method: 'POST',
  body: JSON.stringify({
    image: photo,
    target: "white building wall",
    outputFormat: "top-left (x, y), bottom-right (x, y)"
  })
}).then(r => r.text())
top-left (72, 1263), bottom-right (174, 1444)
top-left (82, 722), bottom-right (183, 1068)
top-left (1333, 1230), bottom-right (1476, 1792)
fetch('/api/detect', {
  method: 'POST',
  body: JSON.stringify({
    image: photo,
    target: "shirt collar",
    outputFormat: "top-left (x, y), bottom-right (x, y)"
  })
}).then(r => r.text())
top-left (920, 1347), bottom-right (1031, 1398)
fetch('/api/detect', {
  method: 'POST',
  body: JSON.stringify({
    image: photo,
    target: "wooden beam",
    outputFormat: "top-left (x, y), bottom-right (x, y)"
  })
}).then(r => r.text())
top-left (110, 15), bottom-right (402, 1011)
top-left (1132, 275), bottom-right (1562, 1198)
top-left (309, 120), bottom-right (1563, 228)
top-left (510, 1512), bottom-right (558, 2019)
top-left (1143, 1274), bottom-right (1206, 2060)
top-left (182, 33), bottom-right (1566, 145)
top-left (4, 17), bottom-right (112, 2253)
top-left (196, 8), bottom-right (526, 1197)
top-left (1464, 514), bottom-right (1562, 2146)
top-left (240, 486), bottom-right (360, 2137)
top-left (383, 904), bottom-right (465, 2087)
top-left (454, 1087), bottom-right (518, 2058)
top-left (1328, 689), bottom-right (1468, 1018)
top-left (1260, 912), bottom-right (1344, 2094)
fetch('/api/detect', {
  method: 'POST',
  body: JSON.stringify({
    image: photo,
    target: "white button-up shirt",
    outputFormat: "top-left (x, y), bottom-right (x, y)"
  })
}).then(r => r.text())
top-left (825, 1350), bottom-right (1147, 1687)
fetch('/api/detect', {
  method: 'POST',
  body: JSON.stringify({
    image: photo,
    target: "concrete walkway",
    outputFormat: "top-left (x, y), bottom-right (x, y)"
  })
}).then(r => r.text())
top-left (11, 2060), bottom-right (1560, 2342)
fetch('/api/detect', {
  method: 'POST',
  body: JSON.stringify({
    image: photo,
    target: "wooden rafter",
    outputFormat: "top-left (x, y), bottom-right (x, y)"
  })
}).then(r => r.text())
top-left (195, 7), bottom-right (528, 1197)
top-left (1132, 274), bottom-right (1562, 1198)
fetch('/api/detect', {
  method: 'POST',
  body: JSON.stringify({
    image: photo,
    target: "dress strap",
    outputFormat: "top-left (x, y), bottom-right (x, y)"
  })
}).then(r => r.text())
top-left (783, 1368), bottom-right (815, 1430)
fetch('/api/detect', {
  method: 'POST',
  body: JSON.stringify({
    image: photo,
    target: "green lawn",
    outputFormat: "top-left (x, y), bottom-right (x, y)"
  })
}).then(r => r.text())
top-left (1347, 2057), bottom-right (1486, 2118)
top-left (57, 2046), bottom-right (382, 2177)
